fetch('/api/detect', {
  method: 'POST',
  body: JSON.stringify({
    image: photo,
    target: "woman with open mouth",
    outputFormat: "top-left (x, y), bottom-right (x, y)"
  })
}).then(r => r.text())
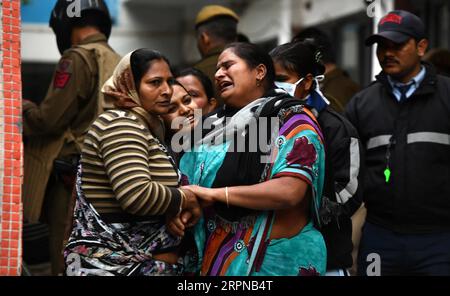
top-left (169, 42), bottom-right (327, 276)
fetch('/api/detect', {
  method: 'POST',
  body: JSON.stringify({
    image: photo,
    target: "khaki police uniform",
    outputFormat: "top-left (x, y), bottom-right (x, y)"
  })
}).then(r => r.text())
top-left (22, 33), bottom-right (120, 274)
top-left (321, 67), bottom-right (360, 113)
top-left (193, 46), bottom-right (224, 105)
top-left (194, 5), bottom-right (240, 108)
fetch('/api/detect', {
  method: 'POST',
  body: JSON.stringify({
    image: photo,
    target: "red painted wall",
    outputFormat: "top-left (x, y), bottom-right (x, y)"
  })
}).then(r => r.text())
top-left (0, 0), bottom-right (23, 276)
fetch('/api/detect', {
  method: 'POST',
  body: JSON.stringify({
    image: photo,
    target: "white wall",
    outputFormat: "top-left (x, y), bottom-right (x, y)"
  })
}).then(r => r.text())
top-left (239, 0), bottom-right (280, 43)
top-left (21, 0), bottom-right (244, 65)
top-left (21, 25), bottom-right (59, 63)
top-left (21, 0), bottom-right (187, 64)
top-left (293, 0), bottom-right (366, 28)
top-left (22, 0), bottom-right (368, 64)
top-left (111, 1), bottom-right (184, 63)
top-left (238, 0), bottom-right (367, 44)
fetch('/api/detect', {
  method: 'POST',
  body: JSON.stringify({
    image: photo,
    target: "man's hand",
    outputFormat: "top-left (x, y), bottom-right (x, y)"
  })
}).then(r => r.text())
top-left (22, 99), bottom-right (36, 109)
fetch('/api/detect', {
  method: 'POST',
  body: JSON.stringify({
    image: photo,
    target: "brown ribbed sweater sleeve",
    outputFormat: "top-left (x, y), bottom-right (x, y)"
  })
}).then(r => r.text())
top-left (87, 112), bottom-right (181, 216)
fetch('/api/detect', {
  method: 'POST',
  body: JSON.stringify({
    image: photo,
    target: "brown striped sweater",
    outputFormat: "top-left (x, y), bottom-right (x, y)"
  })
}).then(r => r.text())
top-left (80, 108), bottom-right (182, 222)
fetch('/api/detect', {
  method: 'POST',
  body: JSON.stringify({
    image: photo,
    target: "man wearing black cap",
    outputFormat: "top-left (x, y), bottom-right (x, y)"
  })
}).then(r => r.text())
top-left (193, 5), bottom-right (239, 107)
top-left (22, 0), bottom-right (120, 275)
top-left (345, 10), bottom-right (450, 275)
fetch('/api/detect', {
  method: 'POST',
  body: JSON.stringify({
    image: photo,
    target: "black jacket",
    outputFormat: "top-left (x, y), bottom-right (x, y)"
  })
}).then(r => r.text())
top-left (345, 63), bottom-right (450, 234)
top-left (317, 106), bottom-right (363, 269)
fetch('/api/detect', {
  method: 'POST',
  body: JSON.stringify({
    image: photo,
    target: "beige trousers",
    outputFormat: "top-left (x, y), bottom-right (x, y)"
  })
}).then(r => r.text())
top-left (350, 203), bottom-right (367, 275)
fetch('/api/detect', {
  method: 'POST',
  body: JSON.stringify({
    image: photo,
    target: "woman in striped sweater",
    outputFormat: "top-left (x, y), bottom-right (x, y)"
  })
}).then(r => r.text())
top-left (63, 49), bottom-right (200, 276)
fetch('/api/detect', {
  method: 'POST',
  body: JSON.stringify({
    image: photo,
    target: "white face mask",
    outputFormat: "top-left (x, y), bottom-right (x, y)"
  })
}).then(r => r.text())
top-left (274, 77), bottom-right (304, 97)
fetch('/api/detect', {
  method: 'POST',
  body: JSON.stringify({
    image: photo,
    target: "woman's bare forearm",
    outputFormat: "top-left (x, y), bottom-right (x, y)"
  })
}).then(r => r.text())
top-left (210, 176), bottom-right (309, 210)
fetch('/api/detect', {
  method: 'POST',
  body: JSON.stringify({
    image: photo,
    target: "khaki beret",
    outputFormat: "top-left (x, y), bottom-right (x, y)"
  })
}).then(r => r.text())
top-left (195, 5), bottom-right (239, 27)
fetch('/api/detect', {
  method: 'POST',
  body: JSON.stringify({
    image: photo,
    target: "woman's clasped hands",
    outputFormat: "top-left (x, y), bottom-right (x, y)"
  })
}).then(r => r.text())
top-left (166, 185), bottom-right (217, 237)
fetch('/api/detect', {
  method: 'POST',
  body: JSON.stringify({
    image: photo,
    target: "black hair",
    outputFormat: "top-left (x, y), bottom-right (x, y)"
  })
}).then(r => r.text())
top-left (292, 27), bottom-right (335, 64)
top-left (269, 40), bottom-right (326, 78)
top-left (176, 68), bottom-right (214, 101)
top-left (197, 16), bottom-right (238, 43)
top-left (237, 32), bottom-right (250, 43)
top-left (130, 49), bottom-right (171, 88)
top-left (171, 79), bottom-right (189, 94)
top-left (224, 42), bottom-right (275, 91)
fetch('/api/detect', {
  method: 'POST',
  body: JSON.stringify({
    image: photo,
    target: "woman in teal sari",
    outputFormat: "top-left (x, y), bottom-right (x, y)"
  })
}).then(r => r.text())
top-left (169, 42), bottom-right (327, 276)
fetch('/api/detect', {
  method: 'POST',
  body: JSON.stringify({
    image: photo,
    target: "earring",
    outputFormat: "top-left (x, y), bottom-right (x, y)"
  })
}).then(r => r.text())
top-left (256, 79), bottom-right (261, 87)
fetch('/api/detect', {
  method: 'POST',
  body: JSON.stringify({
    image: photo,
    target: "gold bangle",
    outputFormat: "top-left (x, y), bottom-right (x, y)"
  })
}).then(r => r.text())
top-left (178, 189), bottom-right (186, 216)
top-left (225, 187), bottom-right (229, 208)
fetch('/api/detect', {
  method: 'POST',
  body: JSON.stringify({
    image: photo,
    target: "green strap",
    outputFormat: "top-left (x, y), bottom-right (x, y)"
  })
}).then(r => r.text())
top-left (246, 212), bottom-right (268, 275)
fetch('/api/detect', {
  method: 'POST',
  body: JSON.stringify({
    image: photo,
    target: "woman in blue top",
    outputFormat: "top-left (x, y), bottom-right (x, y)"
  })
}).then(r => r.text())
top-left (169, 42), bottom-right (327, 276)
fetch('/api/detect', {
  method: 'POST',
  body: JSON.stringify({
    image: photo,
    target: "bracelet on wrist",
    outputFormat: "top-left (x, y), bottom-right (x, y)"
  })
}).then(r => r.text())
top-left (177, 189), bottom-right (187, 216)
top-left (225, 187), bottom-right (229, 208)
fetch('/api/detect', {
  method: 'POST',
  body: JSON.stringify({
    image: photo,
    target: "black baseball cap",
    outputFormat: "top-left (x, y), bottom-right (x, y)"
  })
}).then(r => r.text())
top-left (365, 10), bottom-right (426, 46)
